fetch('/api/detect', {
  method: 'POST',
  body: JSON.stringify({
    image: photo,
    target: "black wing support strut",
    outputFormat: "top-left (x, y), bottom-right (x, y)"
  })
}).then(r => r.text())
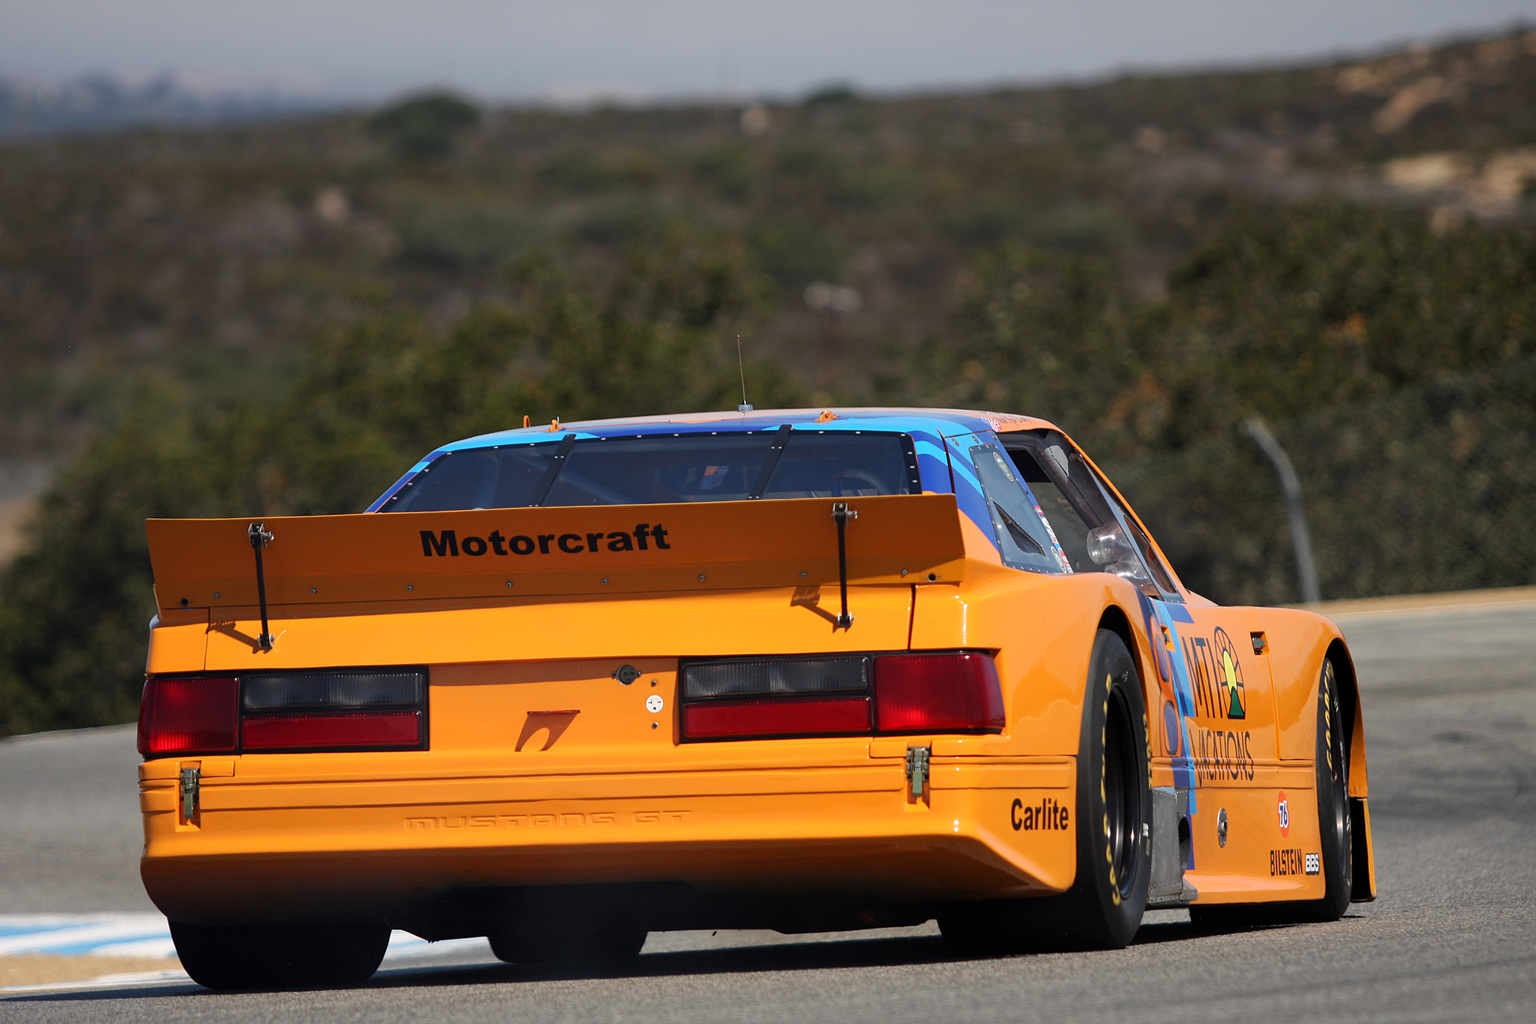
top-left (831, 502), bottom-right (857, 630)
top-left (248, 522), bottom-right (275, 651)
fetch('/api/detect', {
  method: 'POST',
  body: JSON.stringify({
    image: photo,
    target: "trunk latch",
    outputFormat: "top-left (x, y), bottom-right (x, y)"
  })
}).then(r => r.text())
top-left (179, 765), bottom-right (201, 825)
top-left (905, 745), bottom-right (930, 802)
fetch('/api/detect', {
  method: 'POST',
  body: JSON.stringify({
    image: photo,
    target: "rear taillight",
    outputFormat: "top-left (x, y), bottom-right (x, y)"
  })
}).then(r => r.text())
top-left (682, 696), bottom-right (871, 740)
top-left (138, 676), bottom-right (238, 756)
top-left (242, 710), bottom-right (422, 751)
top-left (137, 668), bottom-right (427, 758)
top-left (679, 651), bottom-right (1003, 742)
top-left (240, 670), bottom-right (423, 710)
top-left (873, 653), bottom-right (1005, 733)
top-left (682, 657), bottom-right (869, 698)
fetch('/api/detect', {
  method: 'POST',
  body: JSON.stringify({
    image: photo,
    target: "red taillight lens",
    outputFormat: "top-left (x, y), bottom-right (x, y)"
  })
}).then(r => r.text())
top-left (241, 710), bottom-right (422, 751)
top-left (137, 676), bottom-right (239, 756)
top-left (138, 668), bottom-right (428, 758)
top-left (682, 696), bottom-right (871, 740)
top-left (873, 653), bottom-right (1005, 733)
top-left (678, 651), bottom-right (1005, 742)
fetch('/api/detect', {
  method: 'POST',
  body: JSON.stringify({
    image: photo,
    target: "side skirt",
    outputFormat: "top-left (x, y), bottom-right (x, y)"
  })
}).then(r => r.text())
top-left (1147, 786), bottom-right (1197, 907)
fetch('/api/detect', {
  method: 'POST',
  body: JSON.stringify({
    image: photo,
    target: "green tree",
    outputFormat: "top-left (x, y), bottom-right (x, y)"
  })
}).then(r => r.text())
top-left (367, 91), bottom-right (481, 160)
top-left (1148, 201), bottom-right (1536, 446)
top-left (890, 243), bottom-right (1151, 459)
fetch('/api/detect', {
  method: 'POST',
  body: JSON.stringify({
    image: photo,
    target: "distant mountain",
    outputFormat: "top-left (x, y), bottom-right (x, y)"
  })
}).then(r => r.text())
top-left (0, 72), bottom-right (338, 137)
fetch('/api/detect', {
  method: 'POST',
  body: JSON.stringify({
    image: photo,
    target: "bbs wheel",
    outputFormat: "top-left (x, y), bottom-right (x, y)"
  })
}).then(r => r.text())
top-left (942, 628), bottom-right (1151, 951)
top-left (170, 920), bottom-right (389, 990)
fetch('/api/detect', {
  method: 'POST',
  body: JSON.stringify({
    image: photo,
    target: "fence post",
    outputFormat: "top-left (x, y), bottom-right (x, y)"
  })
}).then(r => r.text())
top-left (1244, 416), bottom-right (1322, 605)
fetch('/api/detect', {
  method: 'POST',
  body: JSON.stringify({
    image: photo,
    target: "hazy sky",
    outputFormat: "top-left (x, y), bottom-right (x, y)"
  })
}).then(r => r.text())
top-left (3, 0), bottom-right (1534, 103)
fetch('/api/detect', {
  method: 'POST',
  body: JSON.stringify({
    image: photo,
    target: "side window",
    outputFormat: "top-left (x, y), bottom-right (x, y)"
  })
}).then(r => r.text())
top-left (969, 444), bottom-right (1069, 575)
top-left (1001, 432), bottom-right (1180, 599)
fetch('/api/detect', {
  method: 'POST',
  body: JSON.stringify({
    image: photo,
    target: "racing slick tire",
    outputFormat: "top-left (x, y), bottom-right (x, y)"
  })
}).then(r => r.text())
top-left (1190, 656), bottom-right (1352, 928)
top-left (169, 920), bottom-right (390, 990)
top-left (941, 628), bottom-right (1152, 951)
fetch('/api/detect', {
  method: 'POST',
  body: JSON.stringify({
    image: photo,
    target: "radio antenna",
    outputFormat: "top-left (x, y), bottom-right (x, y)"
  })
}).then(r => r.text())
top-left (736, 334), bottom-right (753, 412)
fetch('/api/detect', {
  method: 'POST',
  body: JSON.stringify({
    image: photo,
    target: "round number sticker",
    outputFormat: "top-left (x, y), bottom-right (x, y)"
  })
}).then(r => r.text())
top-left (645, 694), bottom-right (664, 714)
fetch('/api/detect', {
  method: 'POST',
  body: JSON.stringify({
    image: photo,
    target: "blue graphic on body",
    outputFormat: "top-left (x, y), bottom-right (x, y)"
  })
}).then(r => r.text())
top-left (1142, 595), bottom-right (1200, 868)
top-left (938, 431), bottom-right (1003, 542)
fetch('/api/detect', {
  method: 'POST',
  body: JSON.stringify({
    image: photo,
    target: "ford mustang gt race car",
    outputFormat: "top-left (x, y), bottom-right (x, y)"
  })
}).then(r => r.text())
top-left (136, 408), bottom-right (1375, 989)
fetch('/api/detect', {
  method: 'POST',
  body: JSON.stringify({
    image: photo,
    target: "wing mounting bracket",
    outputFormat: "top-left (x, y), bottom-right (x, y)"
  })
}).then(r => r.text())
top-left (831, 501), bottom-right (857, 630)
top-left (248, 522), bottom-right (275, 651)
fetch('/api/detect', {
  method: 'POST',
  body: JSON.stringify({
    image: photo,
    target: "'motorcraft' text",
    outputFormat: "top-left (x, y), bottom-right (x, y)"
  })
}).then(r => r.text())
top-left (420, 524), bottom-right (671, 558)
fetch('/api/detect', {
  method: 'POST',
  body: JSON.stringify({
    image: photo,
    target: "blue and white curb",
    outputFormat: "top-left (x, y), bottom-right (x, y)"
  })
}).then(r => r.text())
top-left (0, 914), bottom-right (176, 959)
top-left (0, 913), bottom-right (492, 992)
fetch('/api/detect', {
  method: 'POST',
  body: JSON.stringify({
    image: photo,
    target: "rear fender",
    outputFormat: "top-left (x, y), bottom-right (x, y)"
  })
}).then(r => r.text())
top-left (911, 571), bottom-right (1151, 758)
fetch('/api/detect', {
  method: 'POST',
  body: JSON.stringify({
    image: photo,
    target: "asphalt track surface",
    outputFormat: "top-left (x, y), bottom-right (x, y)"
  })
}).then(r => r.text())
top-left (3, 598), bottom-right (1535, 1022)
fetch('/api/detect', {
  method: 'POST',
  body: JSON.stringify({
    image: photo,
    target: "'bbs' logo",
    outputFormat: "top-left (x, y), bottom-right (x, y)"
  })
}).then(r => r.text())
top-left (1305, 853), bottom-right (1321, 875)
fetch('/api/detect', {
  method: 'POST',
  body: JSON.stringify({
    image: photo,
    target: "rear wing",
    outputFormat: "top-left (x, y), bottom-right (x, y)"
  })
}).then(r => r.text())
top-left (146, 494), bottom-right (968, 618)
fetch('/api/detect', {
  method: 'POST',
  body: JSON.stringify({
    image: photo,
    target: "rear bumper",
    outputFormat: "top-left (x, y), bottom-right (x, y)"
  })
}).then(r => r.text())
top-left (140, 757), bottom-right (1077, 924)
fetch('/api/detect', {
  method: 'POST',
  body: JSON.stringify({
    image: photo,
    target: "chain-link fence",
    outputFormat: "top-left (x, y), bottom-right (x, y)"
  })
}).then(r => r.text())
top-left (1106, 354), bottom-right (1536, 607)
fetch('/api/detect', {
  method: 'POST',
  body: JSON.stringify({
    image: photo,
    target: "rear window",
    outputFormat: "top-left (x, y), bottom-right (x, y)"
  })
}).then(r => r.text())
top-left (380, 430), bottom-right (920, 511)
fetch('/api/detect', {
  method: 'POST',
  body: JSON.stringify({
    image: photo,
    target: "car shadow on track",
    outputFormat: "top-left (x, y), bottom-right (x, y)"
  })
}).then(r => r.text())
top-left (2, 915), bottom-right (1362, 1003)
top-left (0, 936), bottom-right (957, 1004)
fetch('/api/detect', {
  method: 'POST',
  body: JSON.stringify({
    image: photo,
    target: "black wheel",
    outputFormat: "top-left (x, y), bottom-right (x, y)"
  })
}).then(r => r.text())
top-left (1190, 657), bottom-right (1351, 928)
top-left (170, 920), bottom-right (389, 990)
top-left (489, 919), bottom-right (646, 966)
top-left (941, 628), bottom-right (1151, 951)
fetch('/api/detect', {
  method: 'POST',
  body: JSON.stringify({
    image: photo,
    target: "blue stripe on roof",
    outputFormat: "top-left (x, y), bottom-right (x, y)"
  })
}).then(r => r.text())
top-left (436, 409), bottom-right (1005, 451)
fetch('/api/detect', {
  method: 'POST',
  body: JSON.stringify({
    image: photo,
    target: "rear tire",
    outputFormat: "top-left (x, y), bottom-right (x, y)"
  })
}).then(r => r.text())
top-left (170, 920), bottom-right (389, 990)
top-left (941, 628), bottom-right (1151, 951)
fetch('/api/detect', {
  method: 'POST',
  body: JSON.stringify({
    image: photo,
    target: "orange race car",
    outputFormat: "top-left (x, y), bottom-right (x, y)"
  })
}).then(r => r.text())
top-left (136, 408), bottom-right (1375, 989)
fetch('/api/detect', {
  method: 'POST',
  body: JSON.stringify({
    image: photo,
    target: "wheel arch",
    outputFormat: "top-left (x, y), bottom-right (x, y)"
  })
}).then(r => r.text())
top-left (1096, 602), bottom-right (1153, 734)
top-left (1322, 637), bottom-right (1367, 800)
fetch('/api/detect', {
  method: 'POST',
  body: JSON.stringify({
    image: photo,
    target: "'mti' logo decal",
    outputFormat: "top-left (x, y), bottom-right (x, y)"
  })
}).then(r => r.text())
top-left (1213, 628), bottom-right (1246, 719)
